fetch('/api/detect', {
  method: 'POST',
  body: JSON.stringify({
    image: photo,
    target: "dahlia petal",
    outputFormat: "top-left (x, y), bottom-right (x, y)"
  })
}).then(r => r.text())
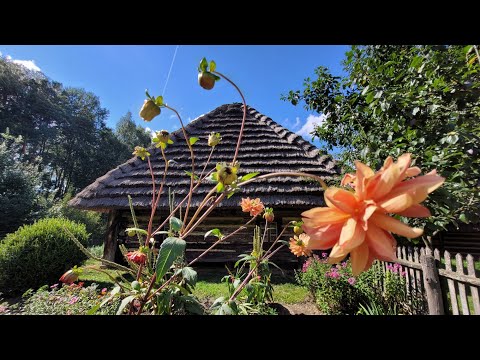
top-left (382, 156), bottom-right (393, 169)
top-left (371, 163), bottom-right (402, 199)
top-left (370, 212), bottom-right (423, 238)
top-left (341, 173), bottom-right (356, 187)
top-left (362, 204), bottom-right (378, 223)
top-left (397, 204), bottom-right (431, 218)
top-left (328, 243), bottom-right (349, 260)
top-left (405, 166), bottom-right (421, 178)
top-left (377, 192), bottom-right (413, 213)
top-left (339, 217), bottom-right (365, 251)
top-left (387, 173), bottom-right (445, 198)
top-left (301, 207), bottom-right (350, 227)
top-left (410, 186), bottom-right (429, 204)
top-left (366, 222), bottom-right (397, 261)
top-left (325, 187), bottom-right (358, 214)
top-left (304, 223), bottom-right (342, 250)
top-left (350, 242), bottom-right (369, 276)
top-left (355, 161), bottom-right (375, 178)
top-left (395, 153), bottom-right (412, 178)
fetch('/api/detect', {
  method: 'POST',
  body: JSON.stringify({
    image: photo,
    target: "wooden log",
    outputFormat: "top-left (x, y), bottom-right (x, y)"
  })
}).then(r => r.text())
top-left (466, 255), bottom-right (480, 315)
top-left (455, 253), bottom-right (470, 315)
top-left (103, 210), bottom-right (119, 263)
top-left (420, 248), bottom-right (444, 315)
top-left (444, 251), bottom-right (459, 315)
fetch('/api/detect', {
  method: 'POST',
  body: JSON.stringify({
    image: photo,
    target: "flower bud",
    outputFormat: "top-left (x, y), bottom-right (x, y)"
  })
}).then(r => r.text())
top-left (263, 207), bottom-right (274, 222)
top-left (208, 132), bottom-right (222, 147)
top-left (126, 250), bottom-right (147, 264)
top-left (198, 72), bottom-right (216, 90)
top-left (139, 99), bottom-right (161, 121)
top-left (59, 269), bottom-right (80, 284)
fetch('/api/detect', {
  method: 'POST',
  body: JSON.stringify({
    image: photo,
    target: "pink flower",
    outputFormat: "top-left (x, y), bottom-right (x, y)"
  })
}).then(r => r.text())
top-left (126, 250), bottom-right (147, 264)
top-left (321, 252), bottom-right (328, 258)
top-left (50, 283), bottom-right (59, 289)
top-left (69, 296), bottom-right (79, 305)
top-left (348, 277), bottom-right (356, 285)
top-left (101, 288), bottom-right (108, 295)
top-left (341, 262), bottom-right (348, 268)
top-left (0, 305), bottom-right (7, 313)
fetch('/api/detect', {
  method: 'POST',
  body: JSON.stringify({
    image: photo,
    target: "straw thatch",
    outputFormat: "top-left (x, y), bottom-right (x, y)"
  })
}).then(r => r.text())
top-left (69, 103), bottom-right (339, 212)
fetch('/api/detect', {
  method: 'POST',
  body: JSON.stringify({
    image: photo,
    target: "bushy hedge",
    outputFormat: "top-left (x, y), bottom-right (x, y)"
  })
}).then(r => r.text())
top-left (0, 218), bottom-right (88, 296)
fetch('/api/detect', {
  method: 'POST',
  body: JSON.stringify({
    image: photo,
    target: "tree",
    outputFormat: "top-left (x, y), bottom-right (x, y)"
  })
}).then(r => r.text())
top-left (0, 131), bottom-right (48, 237)
top-left (115, 111), bottom-right (151, 155)
top-left (283, 45), bottom-right (480, 241)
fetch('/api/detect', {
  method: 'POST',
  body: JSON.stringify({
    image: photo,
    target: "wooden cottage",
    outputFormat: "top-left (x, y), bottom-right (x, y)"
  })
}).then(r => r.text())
top-left (69, 103), bottom-right (339, 264)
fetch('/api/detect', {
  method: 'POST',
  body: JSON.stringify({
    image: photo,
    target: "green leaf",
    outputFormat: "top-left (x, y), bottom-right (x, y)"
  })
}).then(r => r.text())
top-left (184, 171), bottom-right (199, 180)
top-left (116, 295), bottom-right (135, 315)
top-left (145, 89), bottom-right (152, 99)
top-left (181, 295), bottom-right (205, 315)
top-left (204, 228), bottom-right (223, 239)
top-left (199, 57), bottom-right (208, 72)
top-left (459, 213), bottom-right (468, 223)
top-left (239, 172), bottom-right (259, 182)
top-left (167, 139), bottom-right (174, 144)
top-left (226, 190), bottom-right (237, 199)
top-left (156, 237), bottom-right (186, 281)
top-left (87, 304), bottom-right (100, 315)
top-left (209, 60), bottom-right (216, 73)
top-left (189, 137), bottom-right (199, 145)
top-left (181, 266), bottom-right (198, 285)
top-left (365, 91), bottom-right (375, 104)
top-left (125, 227), bottom-right (148, 236)
top-left (361, 85), bottom-right (369, 96)
top-left (169, 217), bottom-right (183, 232)
top-left (216, 182), bottom-right (224, 193)
top-left (155, 96), bottom-right (164, 106)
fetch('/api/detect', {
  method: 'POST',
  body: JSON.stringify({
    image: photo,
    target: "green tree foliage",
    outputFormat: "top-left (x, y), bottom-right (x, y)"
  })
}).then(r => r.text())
top-left (47, 193), bottom-right (107, 245)
top-left (283, 45), bottom-right (480, 239)
top-left (0, 131), bottom-right (49, 237)
top-left (0, 218), bottom-right (88, 295)
top-left (115, 111), bottom-right (151, 157)
top-left (0, 56), bottom-right (135, 199)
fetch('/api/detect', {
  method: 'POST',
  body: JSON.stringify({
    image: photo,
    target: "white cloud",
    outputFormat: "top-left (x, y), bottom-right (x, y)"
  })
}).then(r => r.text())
top-left (6, 55), bottom-right (12, 60)
top-left (144, 127), bottom-right (156, 137)
top-left (169, 114), bottom-right (176, 119)
top-left (294, 117), bottom-right (301, 129)
top-left (296, 114), bottom-right (326, 138)
top-left (12, 59), bottom-right (41, 72)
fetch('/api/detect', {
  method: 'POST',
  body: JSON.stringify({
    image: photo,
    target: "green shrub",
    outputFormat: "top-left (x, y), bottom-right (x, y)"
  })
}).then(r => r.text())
top-left (0, 218), bottom-right (89, 296)
top-left (21, 283), bottom-right (120, 315)
top-left (48, 193), bottom-right (107, 245)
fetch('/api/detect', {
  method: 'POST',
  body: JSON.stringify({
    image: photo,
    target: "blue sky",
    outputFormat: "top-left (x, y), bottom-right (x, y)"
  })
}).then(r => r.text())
top-left (0, 45), bottom-right (348, 146)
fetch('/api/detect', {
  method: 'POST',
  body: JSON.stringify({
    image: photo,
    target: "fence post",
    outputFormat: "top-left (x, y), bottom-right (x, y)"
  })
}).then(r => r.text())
top-left (420, 247), bottom-right (444, 315)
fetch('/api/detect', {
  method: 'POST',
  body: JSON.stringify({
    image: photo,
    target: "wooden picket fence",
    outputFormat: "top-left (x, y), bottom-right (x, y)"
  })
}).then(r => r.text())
top-left (379, 246), bottom-right (480, 315)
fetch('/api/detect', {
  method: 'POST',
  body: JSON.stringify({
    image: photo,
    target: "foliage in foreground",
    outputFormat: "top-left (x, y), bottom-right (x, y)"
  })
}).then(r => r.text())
top-left (0, 218), bottom-right (89, 296)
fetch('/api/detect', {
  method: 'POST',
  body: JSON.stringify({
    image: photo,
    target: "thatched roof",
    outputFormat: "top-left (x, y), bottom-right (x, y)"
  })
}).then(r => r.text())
top-left (69, 103), bottom-right (339, 212)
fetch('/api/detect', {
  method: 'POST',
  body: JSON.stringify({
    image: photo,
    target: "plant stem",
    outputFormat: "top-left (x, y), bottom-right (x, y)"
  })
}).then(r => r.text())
top-left (151, 168), bottom-right (215, 236)
top-left (181, 192), bottom-right (226, 238)
top-left (213, 70), bottom-right (246, 165)
top-left (182, 186), bottom-right (217, 235)
top-left (198, 146), bottom-right (215, 182)
top-left (189, 216), bottom-right (257, 266)
top-left (164, 105), bottom-right (195, 233)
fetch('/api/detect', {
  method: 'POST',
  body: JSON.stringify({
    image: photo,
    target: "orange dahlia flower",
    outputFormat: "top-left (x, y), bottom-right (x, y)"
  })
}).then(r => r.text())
top-left (240, 197), bottom-right (265, 217)
top-left (289, 233), bottom-right (312, 257)
top-left (126, 250), bottom-right (147, 264)
top-left (302, 153), bottom-right (444, 275)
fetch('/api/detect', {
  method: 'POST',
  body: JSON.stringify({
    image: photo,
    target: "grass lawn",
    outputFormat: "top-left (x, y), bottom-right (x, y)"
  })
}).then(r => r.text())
top-left (79, 258), bottom-right (133, 289)
top-left (78, 260), bottom-right (309, 306)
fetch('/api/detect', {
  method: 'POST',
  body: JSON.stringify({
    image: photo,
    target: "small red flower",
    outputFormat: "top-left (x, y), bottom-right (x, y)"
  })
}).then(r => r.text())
top-left (126, 250), bottom-right (147, 264)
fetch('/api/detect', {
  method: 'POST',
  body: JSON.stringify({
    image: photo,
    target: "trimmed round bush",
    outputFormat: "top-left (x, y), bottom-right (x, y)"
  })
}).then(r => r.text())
top-left (0, 218), bottom-right (88, 296)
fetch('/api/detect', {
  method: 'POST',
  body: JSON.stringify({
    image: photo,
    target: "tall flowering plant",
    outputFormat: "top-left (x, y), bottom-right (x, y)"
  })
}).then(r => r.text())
top-left (62, 57), bottom-right (444, 315)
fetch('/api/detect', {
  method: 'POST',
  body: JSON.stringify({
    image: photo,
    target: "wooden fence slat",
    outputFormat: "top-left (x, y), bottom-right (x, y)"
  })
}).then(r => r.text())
top-left (402, 247), bottom-right (411, 297)
top-left (408, 247), bottom-right (417, 293)
top-left (414, 248), bottom-right (423, 294)
top-left (466, 255), bottom-right (480, 315)
top-left (444, 251), bottom-right (459, 315)
top-left (455, 253), bottom-right (470, 315)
